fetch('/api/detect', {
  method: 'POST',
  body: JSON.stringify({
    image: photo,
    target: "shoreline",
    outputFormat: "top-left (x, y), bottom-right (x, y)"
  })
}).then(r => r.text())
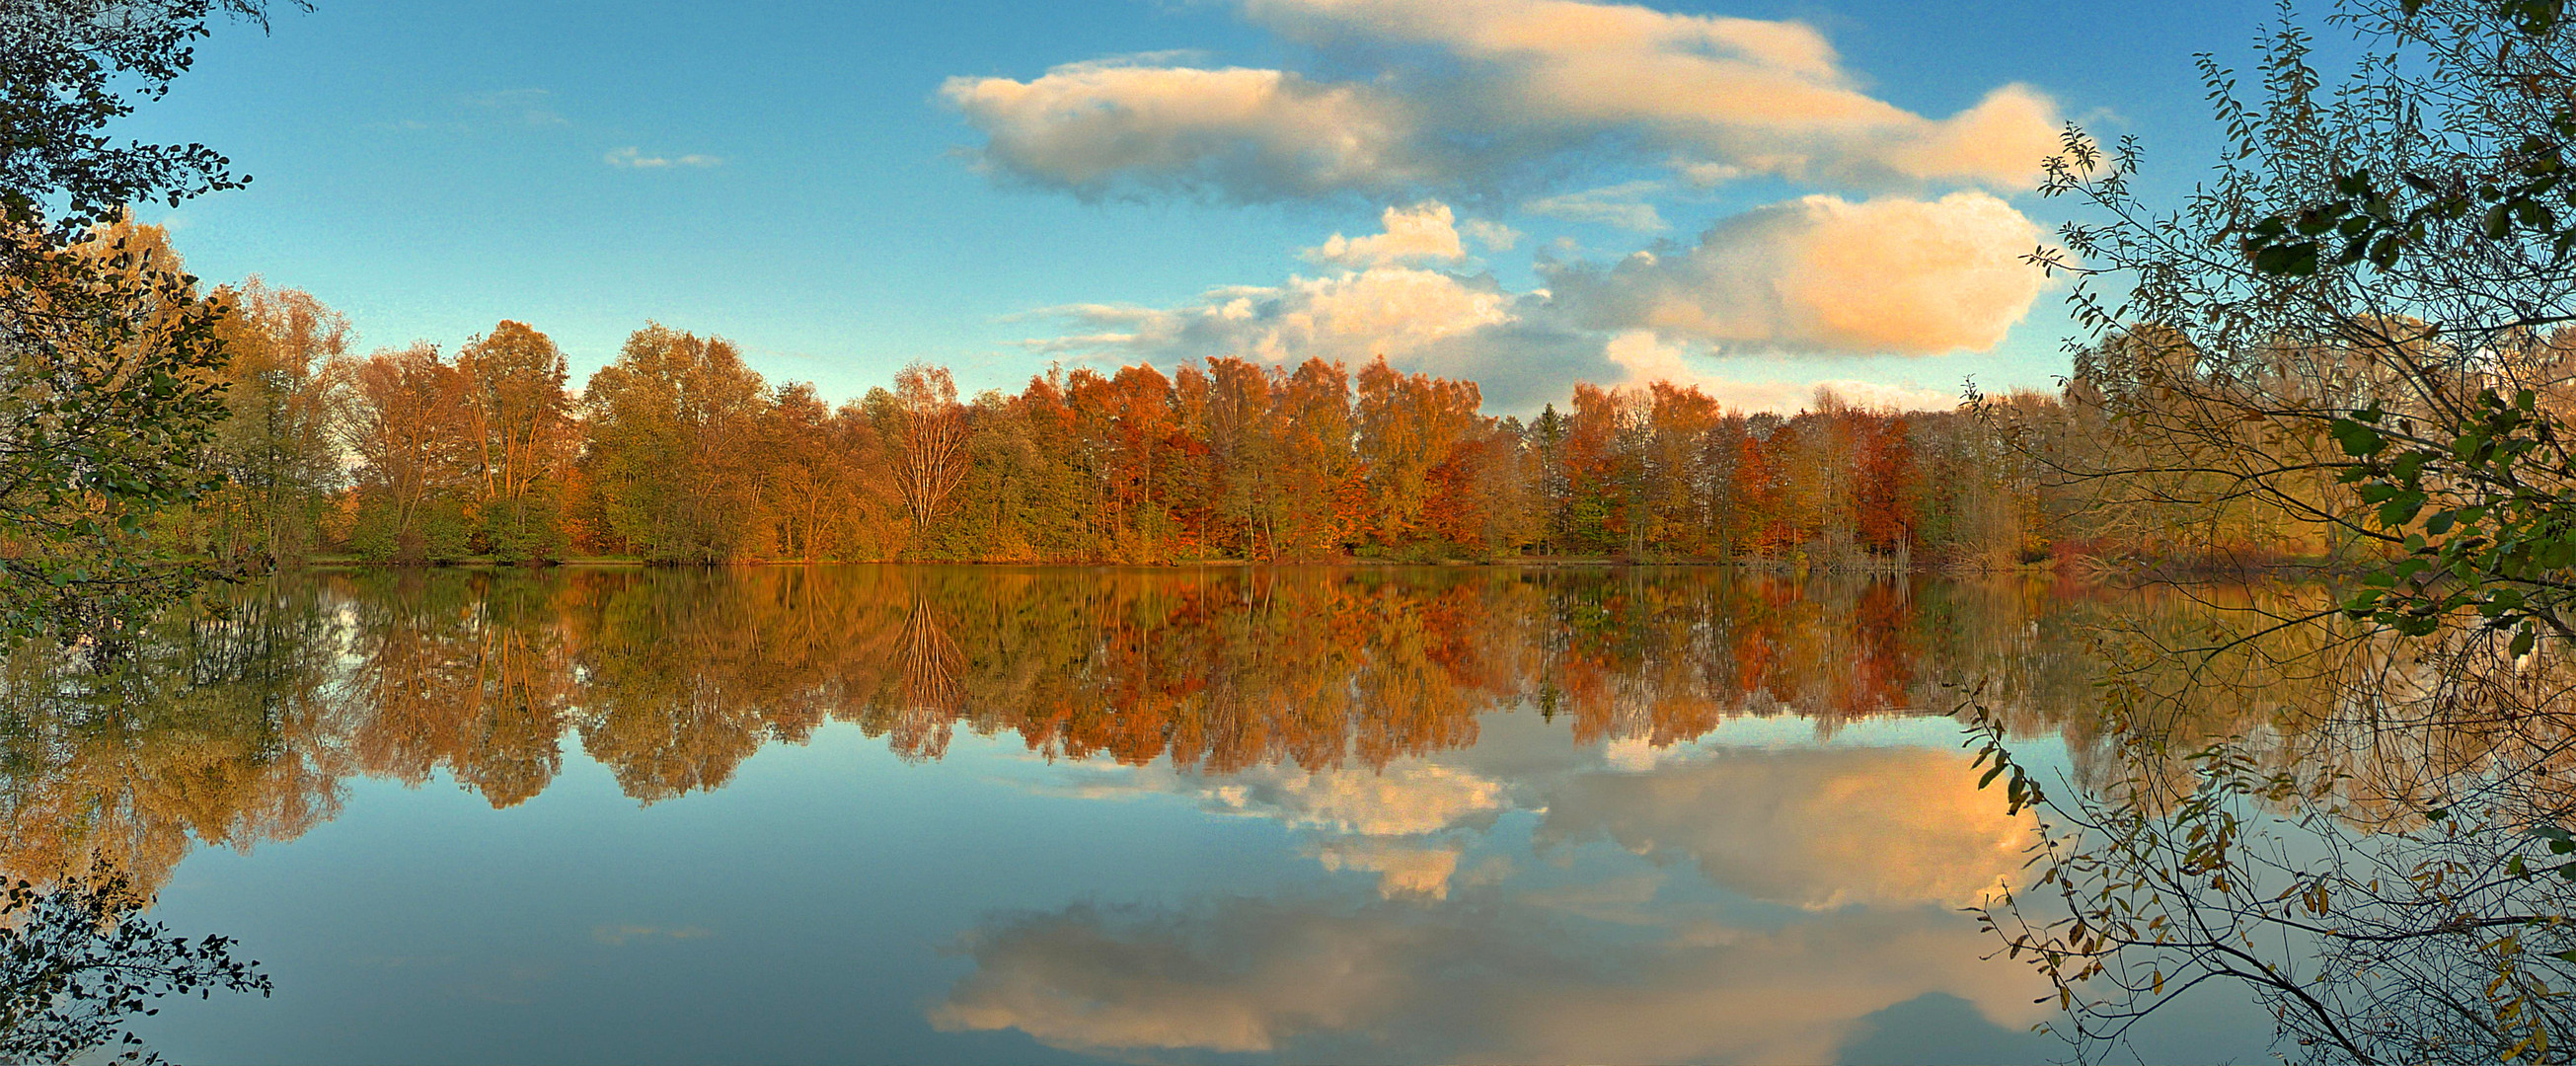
top-left (277, 553), bottom-right (2372, 583)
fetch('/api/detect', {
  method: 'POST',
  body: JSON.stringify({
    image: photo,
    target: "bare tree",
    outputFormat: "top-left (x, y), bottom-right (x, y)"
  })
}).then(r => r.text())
top-left (891, 362), bottom-right (966, 543)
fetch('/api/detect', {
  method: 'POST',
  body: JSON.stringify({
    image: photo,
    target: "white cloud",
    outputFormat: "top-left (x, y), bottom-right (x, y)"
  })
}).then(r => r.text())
top-left (1305, 201), bottom-right (1468, 266)
top-left (1602, 332), bottom-right (1962, 413)
top-left (604, 147), bottom-right (722, 169)
top-left (1523, 180), bottom-right (1671, 232)
top-left (941, 58), bottom-right (1419, 200)
top-left (943, 0), bottom-right (2061, 202)
top-left (947, 0), bottom-right (2065, 410)
top-left (1548, 191), bottom-right (2050, 355)
top-left (1013, 190), bottom-right (2044, 411)
top-left (1461, 218), bottom-right (1521, 252)
top-left (1021, 266), bottom-right (1520, 373)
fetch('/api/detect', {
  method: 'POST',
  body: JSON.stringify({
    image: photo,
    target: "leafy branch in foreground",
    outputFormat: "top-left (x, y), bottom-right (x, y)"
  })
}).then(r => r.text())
top-left (1, 0), bottom-right (303, 238)
top-left (0, 228), bottom-right (233, 640)
top-left (1969, 653), bottom-right (2576, 1066)
top-left (0, 868), bottom-right (270, 1065)
top-left (1973, 2), bottom-right (2576, 1056)
top-left (2323, 388), bottom-right (2576, 650)
top-left (0, 1), bottom-right (302, 643)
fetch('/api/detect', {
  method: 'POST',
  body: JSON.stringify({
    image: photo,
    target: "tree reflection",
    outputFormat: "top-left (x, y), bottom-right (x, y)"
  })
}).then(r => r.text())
top-left (1970, 581), bottom-right (2576, 1064)
top-left (0, 565), bottom-right (2283, 1062)
top-left (343, 570), bottom-right (574, 808)
top-left (886, 592), bottom-right (963, 761)
top-left (2, 566), bottom-right (2128, 894)
top-left (0, 582), bottom-right (349, 896)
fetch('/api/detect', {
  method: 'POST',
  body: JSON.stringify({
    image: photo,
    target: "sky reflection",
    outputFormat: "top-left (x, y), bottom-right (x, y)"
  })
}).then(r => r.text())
top-left (936, 715), bottom-right (2054, 1064)
top-left (0, 567), bottom-right (2281, 1063)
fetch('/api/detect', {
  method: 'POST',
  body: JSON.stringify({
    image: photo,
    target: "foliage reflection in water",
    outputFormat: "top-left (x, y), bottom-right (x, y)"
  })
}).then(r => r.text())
top-left (0, 567), bottom-right (2271, 1064)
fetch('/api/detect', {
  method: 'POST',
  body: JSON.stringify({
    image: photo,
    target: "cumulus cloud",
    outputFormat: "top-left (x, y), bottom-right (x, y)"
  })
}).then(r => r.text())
top-left (1014, 190), bottom-right (2043, 410)
top-left (1022, 266), bottom-right (1520, 370)
top-left (1305, 201), bottom-right (1469, 266)
top-left (930, 894), bottom-right (2050, 1062)
top-left (1601, 331), bottom-right (1964, 412)
top-left (604, 146), bottom-right (722, 169)
top-left (1547, 191), bottom-right (2050, 354)
top-left (941, 58), bottom-right (1420, 200)
top-left (943, 0), bottom-right (2060, 202)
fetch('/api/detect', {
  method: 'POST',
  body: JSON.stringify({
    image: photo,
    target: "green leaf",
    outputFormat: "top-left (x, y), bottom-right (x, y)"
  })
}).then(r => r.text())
top-left (2252, 241), bottom-right (2319, 275)
top-left (2328, 419), bottom-right (2386, 457)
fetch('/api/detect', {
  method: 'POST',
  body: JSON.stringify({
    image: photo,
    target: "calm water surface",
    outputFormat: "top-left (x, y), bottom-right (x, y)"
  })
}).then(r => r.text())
top-left (5, 567), bottom-right (2282, 1063)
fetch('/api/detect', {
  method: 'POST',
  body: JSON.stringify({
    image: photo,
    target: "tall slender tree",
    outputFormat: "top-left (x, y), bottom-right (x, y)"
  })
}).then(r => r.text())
top-left (456, 321), bottom-right (571, 563)
top-left (890, 362), bottom-right (966, 551)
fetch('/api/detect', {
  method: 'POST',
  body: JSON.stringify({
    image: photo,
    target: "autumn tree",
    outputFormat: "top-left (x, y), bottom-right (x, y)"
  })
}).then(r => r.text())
top-left (1097, 363), bottom-right (1181, 560)
top-left (342, 343), bottom-right (473, 563)
top-left (757, 383), bottom-right (886, 563)
top-left (993, 369), bottom-right (1093, 559)
top-left (1639, 382), bottom-right (1722, 557)
top-left (578, 324), bottom-right (767, 563)
top-left (1555, 384), bottom-right (1641, 555)
top-left (198, 275), bottom-right (347, 568)
top-left (1192, 357), bottom-right (1279, 557)
top-left (456, 321), bottom-right (572, 563)
top-left (1466, 417), bottom-right (1539, 554)
top-left (1353, 356), bottom-right (1484, 555)
top-left (1272, 359), bottom-right (1361, 559)
top-left (1786, 393), bottom-right (1862, 565)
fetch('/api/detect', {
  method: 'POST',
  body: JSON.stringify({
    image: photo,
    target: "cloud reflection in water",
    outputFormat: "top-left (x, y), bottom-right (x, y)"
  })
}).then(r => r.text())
top-left (938, 731), bottom-right (2047, 1063)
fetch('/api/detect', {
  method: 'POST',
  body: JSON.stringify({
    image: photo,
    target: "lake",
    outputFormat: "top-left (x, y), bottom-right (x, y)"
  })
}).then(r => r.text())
top-left (2, 566), bottom-right (2283, 1064)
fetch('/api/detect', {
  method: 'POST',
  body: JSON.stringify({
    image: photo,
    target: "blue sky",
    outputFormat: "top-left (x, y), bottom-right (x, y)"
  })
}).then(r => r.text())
top-left (125, 0), bottom-right (2274, 414)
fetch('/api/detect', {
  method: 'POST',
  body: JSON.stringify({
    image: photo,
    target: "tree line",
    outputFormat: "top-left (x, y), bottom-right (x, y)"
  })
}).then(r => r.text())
top-left (116, 225), bottom-right (2105, 571)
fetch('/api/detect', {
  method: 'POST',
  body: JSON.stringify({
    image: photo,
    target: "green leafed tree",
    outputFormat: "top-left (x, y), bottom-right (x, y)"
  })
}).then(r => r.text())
top-left (196, 275), bottom-right (350, 570)
top-left (579, 324), bottom-right (767, 564)
top-left (0, 0), bottom-right (302, 641)
top-left (1976, 3), bottom-right (2576, 1062)
top-left (458, 320), bottom-right (572, 563)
